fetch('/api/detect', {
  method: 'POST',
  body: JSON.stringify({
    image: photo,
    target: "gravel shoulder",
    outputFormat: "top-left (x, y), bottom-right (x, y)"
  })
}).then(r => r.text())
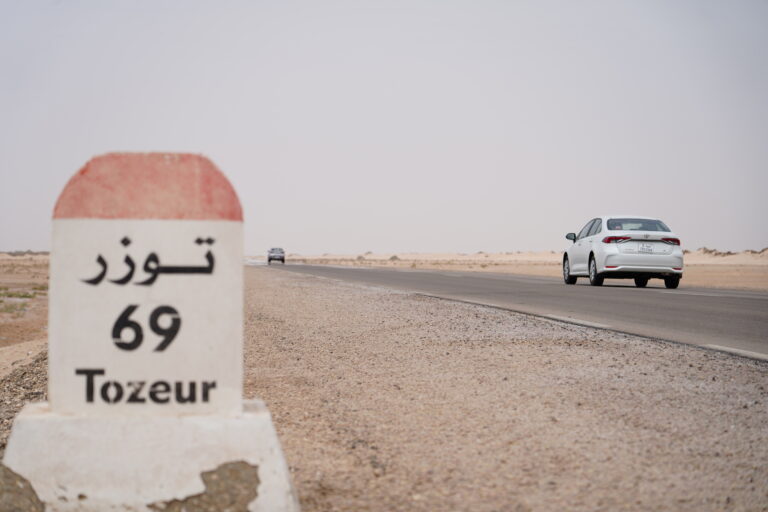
top-left (244, 267), bottom-right (767, 512)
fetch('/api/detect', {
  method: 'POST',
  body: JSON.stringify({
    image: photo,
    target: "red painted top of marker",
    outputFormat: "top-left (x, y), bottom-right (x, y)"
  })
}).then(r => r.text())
top-left (53, 153), bottom-right (242, 221)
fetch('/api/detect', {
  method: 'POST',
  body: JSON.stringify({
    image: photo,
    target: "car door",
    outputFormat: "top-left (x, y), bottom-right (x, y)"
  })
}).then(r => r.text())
top-left (571, 219), bottom-right (597, 273)
top-left (583, 218), bottom-right (603, 267)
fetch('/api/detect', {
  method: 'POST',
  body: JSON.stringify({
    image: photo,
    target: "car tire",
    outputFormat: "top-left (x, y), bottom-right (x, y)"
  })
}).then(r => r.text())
top-left (664, 276), bottom-right (680, 289)
top-left (588, 256), bottom-right (604, 286)
top-left (563, 257), bottom-right (577, 285)
top-left (634, 278), bottom-right (649, 288)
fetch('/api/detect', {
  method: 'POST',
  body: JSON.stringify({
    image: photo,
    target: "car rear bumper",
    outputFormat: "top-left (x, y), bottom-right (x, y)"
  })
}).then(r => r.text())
top-left (601, 265), bottom-right (683, 279)
top-left (604, 252), bottom-right (682, 268)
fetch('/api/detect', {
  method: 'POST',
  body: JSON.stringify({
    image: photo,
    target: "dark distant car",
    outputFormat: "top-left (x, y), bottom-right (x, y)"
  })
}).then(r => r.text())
top-left (267, 248), bottom-right (285, 265)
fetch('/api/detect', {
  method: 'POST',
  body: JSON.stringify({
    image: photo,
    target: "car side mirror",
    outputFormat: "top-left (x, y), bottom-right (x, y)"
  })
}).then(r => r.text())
top-left (566, 233), bottom-right (576, 241)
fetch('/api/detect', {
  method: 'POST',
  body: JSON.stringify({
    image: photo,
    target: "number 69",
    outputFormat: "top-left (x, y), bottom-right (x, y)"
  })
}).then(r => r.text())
top-left (112, 305), bottom-right (181, 351)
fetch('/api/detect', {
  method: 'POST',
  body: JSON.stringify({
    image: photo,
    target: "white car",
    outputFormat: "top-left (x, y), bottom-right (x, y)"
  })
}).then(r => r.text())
top-left (563, 215), bottom-right (683, 288)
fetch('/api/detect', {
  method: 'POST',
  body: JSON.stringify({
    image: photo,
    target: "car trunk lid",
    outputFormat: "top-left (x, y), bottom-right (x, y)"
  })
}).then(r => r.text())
top-left (611, 231), bottom-right (676, 255)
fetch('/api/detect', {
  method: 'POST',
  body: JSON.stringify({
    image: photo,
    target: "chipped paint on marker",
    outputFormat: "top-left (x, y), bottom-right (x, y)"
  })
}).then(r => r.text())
top-left (148, 461), bottom-right (259, 512)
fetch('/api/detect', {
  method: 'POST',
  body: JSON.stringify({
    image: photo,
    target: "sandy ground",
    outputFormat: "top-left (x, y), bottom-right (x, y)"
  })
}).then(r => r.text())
top-left (0, 255), bottom-right (48, 360)
top-left (1, 256), bottom-right (767, 511)
top-left (268, 248), bottom-right (768, 291)
top-left (0, 339), bottom-right (46, 380)
top-left (0, 256), bottom-right (50, 459)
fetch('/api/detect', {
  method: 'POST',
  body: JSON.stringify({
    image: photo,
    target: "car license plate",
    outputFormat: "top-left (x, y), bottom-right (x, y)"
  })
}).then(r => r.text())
top-left (639, 243), bottom-right (654, 254)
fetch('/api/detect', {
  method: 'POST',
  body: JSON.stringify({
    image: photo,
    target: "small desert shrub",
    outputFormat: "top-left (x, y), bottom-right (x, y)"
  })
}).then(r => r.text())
top-left (698, 247), bottom-right (735, 257)
top-left (0, 290), bottom-right (34, 299)
top-left (356, 255), bottom-right (365, 261)
top-left (389, 255), bottom-right (400, 261)
top-left (1, 302), bottom-right (26, 314)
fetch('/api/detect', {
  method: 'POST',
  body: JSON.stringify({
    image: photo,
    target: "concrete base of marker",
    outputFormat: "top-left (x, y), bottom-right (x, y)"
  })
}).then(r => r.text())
top-left (3, 400), bottom-right (299, 512)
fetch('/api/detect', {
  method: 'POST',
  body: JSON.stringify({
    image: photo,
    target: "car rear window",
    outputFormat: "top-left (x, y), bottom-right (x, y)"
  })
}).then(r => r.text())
top-left (607, 218), bottom-right (670, 231)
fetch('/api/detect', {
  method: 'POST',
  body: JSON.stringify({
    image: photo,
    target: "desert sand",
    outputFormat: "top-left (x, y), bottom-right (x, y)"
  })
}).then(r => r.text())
top-left (0, 254), bottom-right (48, 371)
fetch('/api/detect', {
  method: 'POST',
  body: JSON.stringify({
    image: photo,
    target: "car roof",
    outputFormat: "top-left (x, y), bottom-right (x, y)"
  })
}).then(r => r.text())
top-left (600, 214), bottom-right (660, 220)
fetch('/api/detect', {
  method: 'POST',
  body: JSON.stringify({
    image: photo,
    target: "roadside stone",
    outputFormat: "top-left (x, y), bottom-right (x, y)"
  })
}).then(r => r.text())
top-left (0, 463), bottom-right (44, 512)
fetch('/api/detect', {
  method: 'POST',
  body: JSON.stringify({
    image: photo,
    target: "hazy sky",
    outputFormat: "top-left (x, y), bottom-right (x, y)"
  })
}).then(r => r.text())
top-left (1, 0), bottom-right (766, 254)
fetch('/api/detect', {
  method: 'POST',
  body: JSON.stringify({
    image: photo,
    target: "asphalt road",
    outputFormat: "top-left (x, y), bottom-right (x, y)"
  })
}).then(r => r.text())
top-left (274, 264), bottom-right (768, 360)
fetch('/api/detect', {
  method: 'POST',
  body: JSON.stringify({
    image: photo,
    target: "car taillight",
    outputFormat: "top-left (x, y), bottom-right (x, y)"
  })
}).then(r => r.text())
top-left (662, 238), bottom-right (681, 245)
top-left (602, 236), bottom-right (631, 243)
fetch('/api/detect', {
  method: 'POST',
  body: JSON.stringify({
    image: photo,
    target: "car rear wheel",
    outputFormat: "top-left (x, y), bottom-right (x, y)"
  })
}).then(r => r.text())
top-left (664, 276), bottom-right (680, 289)
top-left (588, 257), bottom-right (604, 286)
top-left (563, 258), bottom-right (577, 285)
top-left (634, 278), bottom-right (649, 288)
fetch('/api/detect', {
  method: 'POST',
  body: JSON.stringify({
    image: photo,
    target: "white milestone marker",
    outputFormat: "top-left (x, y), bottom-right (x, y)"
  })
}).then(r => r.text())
top-left (4, 153), bottom-right (298, 511)
top-left (50, 220), bottom-right (243, 415)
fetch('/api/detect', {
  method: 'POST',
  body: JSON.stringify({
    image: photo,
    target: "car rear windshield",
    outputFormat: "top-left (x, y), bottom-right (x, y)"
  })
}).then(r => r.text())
top-left (607, 218), bottom-right (670, 231)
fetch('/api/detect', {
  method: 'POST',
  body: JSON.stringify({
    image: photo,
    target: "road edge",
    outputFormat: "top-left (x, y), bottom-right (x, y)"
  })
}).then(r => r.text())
top-left (414, 293), bottom-right (768, 364)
